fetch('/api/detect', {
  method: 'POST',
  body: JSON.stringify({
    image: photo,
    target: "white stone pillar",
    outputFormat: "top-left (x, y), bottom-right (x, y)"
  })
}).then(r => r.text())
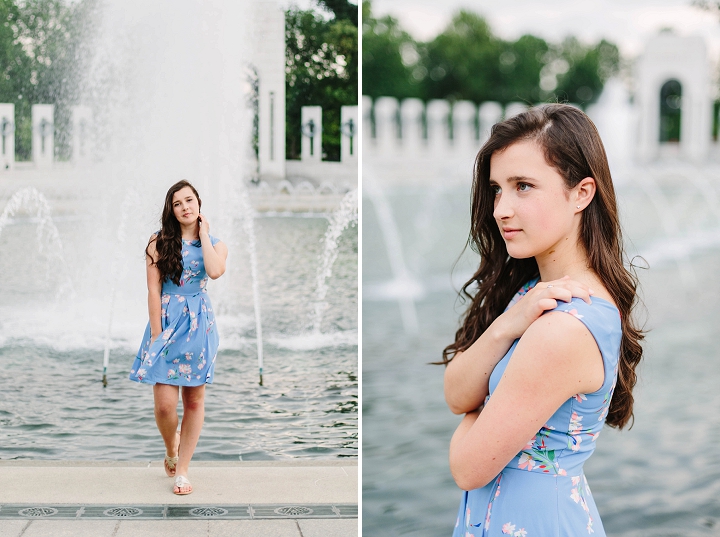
top-left (301, 106), bottom-right (322, 161)
top-left (452, 100), bottom-right (477, 154)
top-left (340, 105), bottom-right (358, 162)
top-left (426, 99), bottom-right (451, 154)
top-left (71, 105), bottom-right (91, 165)
top-left (504, 102), bottom-right (528, 119)
top-left (374, 97), bottom-right (399, 155)
top-left (362, 95), bottom-right (373, 149)
top-left (253, 1), bottom-right (285, 181)
top-left (32, 104), bottom-right (54, 168)
top-left (399, 98), bottom-right (424, 154)
top-left (478, 102), bottom-right (503, 145)
top-left (0, 103), bottom-right (15, 171)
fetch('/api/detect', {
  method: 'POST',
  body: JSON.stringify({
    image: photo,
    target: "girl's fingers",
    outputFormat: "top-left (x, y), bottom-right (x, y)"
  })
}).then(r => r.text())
top-left (547, 287), bottom-right (573, 304)
top-left (537, 298), bottom-right (558, 311)
top-left (540, 279), bottom-right (593, 303)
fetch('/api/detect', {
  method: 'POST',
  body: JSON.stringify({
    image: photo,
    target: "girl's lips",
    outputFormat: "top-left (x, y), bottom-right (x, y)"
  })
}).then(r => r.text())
top-left (502, 228), bottom-right (521, 239)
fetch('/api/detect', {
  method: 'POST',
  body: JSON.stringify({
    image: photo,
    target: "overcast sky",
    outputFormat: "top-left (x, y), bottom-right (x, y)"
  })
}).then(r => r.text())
top-left (370, 0), bottom-right (720, 59)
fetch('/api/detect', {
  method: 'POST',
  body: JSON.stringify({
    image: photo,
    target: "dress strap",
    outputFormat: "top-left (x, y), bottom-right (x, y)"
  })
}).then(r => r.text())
top-left (547, 297), bottom-right (622, 391)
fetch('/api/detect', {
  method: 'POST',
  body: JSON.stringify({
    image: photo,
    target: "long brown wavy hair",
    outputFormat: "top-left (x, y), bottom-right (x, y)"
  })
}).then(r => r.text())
top-left (442, 104), bottom-right (644, 429)
top-left (146, 180), bottom-right (202, 285)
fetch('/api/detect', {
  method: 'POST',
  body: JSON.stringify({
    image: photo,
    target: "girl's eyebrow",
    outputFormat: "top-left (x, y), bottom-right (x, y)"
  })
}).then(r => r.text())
top-left (489, 175), bottom-right (536, 185)
top-left (506, 175), bottom-right (537, 183)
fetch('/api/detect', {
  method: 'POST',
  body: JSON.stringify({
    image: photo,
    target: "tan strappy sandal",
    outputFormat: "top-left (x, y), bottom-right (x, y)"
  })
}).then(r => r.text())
top-left (164, 430), bottom-right (181, 477)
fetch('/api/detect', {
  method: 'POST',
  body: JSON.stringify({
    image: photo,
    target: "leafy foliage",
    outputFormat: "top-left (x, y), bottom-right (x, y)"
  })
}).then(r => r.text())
top-left (361, 1), bottom-right (420, 100)
top-left (0, 0), bottom-right (98, 161)
top-left (286, 1), bottom-right (357, 161)
top-left (363, 3), bottom-right (619, 108)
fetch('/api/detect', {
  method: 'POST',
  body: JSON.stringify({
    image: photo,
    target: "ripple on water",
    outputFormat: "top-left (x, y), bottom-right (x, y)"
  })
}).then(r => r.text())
top-left (0, 342), bottom-right (357, 460)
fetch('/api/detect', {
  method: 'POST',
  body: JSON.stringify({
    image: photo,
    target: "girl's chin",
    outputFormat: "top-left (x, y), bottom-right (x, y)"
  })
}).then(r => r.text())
top-left (505, 245), bottom-right (537, 260)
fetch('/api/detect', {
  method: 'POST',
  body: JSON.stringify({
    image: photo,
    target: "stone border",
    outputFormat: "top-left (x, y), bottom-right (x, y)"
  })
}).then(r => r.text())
top-left (0, 459), bottom-right (358, 468)
top-left (0, 503), bottom-right (358, 520)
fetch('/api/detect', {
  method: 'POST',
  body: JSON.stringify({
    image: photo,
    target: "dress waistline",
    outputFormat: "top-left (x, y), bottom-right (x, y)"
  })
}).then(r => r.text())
top-left (161, 289), bottom-right (208, 297)
top-left (502, 462), bottom-right (585, 478)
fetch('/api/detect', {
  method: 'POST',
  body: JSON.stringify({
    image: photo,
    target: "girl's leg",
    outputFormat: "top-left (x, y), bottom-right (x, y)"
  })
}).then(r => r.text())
top-left (153, 383), bottom-right (180, 460)
top-left (175, 384), bottom-right (206, 478)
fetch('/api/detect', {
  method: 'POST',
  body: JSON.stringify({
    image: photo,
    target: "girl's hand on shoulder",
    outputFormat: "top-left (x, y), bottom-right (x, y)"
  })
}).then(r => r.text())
top-left (494, 276), bottom-right (593, 341)
top-left (198, 213), bottom-right (210, 237)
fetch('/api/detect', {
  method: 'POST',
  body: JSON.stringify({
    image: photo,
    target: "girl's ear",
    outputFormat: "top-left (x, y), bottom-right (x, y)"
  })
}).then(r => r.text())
top-left (575, 177), bottom-right (596, 211)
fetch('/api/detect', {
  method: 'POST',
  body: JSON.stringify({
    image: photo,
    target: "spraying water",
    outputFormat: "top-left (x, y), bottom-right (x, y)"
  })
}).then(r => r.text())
top-left (0, 187), bottom-right (74, 298)
top-left (236, 182), bottom-right (265, 385)
top-left (363, 168), bottom-right (421, 334)
top-left (311, 188), bottom-right (358, 333)
top-left (74, 0), bottom-right (265, 382)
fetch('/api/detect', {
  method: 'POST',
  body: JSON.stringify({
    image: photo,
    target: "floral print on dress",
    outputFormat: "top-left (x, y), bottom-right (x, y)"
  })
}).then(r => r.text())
top-left (563, 308), bottom-right (584, 320)
top-left (597, 363), bottom-right (618, 422)
top-left (502, 523), bottom-right (528, 536)
top-left (451, 287), bottom-right (621, 537)
top-left (570, 474), bottom-right (595, 534)
top-left (129, 234), bottom-right (221, 387)
top-left (504, 279), bottom-right (538, 311)
top-left (568, 412), bottom-right (584, 451)
top-left (518, 426), bottom-right (567, 475)
top-left (484, 474), bottom-right (502, 530)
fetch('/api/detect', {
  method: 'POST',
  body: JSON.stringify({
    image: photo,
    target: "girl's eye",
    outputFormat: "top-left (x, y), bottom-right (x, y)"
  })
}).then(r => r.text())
top-left (518, 183), bottom-right (531, 192)
top-left (491, 185), bottom-right (501, 195)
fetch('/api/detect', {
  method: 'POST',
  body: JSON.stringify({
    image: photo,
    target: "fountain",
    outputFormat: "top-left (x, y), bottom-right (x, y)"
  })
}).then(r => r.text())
top-left (363, 168), bottom-right (422, 334)
top-left (0, 0), bottom-right (357, 461)
top-left (311, 188), bottom-right (358, 333)
top-left (0, 187), bottom-right (74, 299)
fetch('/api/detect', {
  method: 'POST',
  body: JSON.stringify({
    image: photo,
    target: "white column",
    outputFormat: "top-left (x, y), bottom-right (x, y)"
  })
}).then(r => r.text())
top-left (301, 105), bottom-right (322, 161)
top-left (426, 99), bottom-right (451, 154)
top-left (362, 95), bottom-right (373, 149)
top-left (504, 102), bottom-right (528, 119)
top-left (374, 97), bottom-right (399, 155)
top-left (340, 105), bottom-right (358, 162)
top-left (32, 104), bottom-right (54, 168)
top-left (452, 100), bottom-right (477, 154)
top-left (636, 81), bottom-right (656, 162)
top-left (253, 1), bottom-right (285, 180)
top-left (71, 105), bottom-right (92, 165)
top-left (400, 98), bottom-right (424, 154)
top-left (0, 103), bottom-right (14, 171)
top-left (478, 102), bottom-right (503, 145)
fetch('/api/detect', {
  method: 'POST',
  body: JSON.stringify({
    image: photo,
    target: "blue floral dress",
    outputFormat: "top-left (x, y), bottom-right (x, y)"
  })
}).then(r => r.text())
top-left (129, 235), bottom-right (221, 386)
top-left (452, 280), bottom-right (621, 536)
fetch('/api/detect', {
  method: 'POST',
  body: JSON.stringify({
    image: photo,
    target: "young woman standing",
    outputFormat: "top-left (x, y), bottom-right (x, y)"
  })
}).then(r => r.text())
top-left (129, 180), bottom-right (228, 495)
top-left (444, 105), bottom-right (643, 535)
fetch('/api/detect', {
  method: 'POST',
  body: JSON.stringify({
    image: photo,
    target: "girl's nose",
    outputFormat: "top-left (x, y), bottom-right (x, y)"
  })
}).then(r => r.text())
top-left (493, 194), bottom-right (513, 220)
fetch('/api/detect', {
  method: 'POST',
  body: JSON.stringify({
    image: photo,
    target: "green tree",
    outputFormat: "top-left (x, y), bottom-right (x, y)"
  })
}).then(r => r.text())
top-left (553, 38), bottom-right (619, 105)
top-left (361, 0), bottom-right (421, 100)
top-left (317, 0), bottom-right (358, 26)
top-left (422, 11), bottom-right (504, 103)
top-left (0, 0), bottom-right (97, 161)
top-left (362, 3), bottom-right (619, 109)
top-left (286, 1), bottom-right (357, 161)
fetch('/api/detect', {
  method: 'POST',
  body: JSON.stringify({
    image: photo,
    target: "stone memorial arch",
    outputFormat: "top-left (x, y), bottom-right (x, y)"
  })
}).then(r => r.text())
top-left (636, 32), bottom-right (712, 161)
top-left (249, 1), bottom-right (286, 181)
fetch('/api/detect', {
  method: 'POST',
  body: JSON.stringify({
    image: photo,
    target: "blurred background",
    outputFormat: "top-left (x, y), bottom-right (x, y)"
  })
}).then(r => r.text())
top-left (362, 0), bottom-right (720, 535)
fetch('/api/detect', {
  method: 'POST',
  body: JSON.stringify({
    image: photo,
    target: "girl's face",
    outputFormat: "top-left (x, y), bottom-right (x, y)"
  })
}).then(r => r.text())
top-left (172, 186), bottom-right (200, 226)
top-left (490, 139), bottom-right (582, 260)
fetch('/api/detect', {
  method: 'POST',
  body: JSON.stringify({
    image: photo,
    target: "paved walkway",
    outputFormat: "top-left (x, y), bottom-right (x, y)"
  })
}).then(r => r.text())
top-left (0, 460), bottom-right (358, 537)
